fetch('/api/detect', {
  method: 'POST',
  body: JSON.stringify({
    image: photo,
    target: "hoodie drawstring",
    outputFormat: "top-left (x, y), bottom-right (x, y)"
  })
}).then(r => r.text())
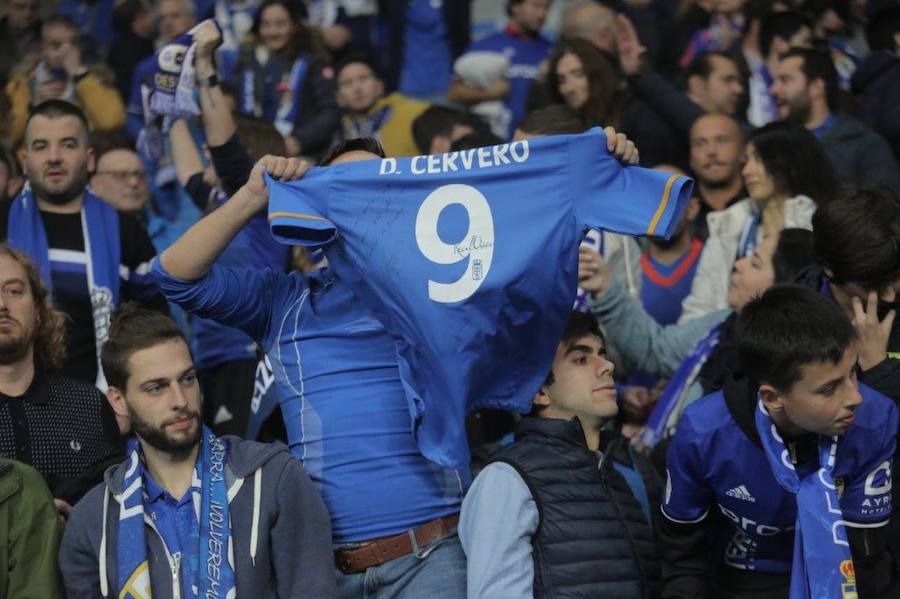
top-left (251, 468), bottom-right (261, 566)
top-left (99, 490), bottom-right (110, 597)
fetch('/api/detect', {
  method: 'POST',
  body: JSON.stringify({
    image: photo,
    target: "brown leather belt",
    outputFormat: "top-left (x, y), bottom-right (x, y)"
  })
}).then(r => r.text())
top-left (334, 513), bottom-right (460, 574)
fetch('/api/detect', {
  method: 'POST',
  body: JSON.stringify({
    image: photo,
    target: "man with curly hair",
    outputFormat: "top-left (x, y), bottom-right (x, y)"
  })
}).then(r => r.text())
top-left (0, 244), bottom-right (124, 516)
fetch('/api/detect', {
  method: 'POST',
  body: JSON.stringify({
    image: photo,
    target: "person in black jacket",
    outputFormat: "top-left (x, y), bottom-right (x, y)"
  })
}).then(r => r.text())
top-left (850, 7), bottom-right (900, 163)
top-left (459, 311), bottom-right (661, 599)
top-left (232, 2), bottom-right (340, 158)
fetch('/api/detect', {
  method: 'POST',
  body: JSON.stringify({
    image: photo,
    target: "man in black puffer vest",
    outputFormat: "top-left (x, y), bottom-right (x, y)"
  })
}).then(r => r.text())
top-left (459, 311), bottom-right (661, 598)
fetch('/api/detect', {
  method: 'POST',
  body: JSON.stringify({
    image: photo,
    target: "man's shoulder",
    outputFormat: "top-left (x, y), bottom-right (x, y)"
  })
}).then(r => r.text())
top-left (68, 477), bottom-right (112, 526)
top-left (830, 112), bottom-right (886, 141)
top-left (467, 460), bottom-right (532, 502)
top-left (468, 31), bottom-right (511, 52)
top-left (680, 391), bottom-right (736, 437)
top-left (44, 371), bottom-right (105, 399)
top-left (847, 385), bottom-right (898, 437)
top-left (0, 457), bottom-right (51, 503)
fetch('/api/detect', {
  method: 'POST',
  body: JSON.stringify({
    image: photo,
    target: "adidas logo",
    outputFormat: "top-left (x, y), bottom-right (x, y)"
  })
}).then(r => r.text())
top-left (726, 485), bottom-right (756, 502)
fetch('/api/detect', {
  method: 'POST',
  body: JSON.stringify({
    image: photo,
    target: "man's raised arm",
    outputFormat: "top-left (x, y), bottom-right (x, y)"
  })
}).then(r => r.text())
top-left (159, 156), bottom-right (308, 280)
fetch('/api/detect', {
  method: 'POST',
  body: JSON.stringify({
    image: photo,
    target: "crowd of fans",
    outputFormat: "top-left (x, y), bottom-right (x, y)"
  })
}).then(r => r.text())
top-left (0, 0), bottom-right (899, 597)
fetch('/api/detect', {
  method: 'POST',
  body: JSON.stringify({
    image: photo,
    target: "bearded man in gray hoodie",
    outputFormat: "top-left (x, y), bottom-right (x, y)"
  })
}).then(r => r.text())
top-left (59, 306), bottom-right (336, 599)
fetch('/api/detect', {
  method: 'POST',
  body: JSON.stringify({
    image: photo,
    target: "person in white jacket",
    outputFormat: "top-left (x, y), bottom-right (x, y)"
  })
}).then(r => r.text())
top-left (679, 121), bottom-right (837, 322)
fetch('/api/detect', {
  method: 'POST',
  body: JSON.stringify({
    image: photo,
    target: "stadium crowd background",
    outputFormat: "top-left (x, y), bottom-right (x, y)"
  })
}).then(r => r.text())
top-left (1, 0), bottom-right (900, 597)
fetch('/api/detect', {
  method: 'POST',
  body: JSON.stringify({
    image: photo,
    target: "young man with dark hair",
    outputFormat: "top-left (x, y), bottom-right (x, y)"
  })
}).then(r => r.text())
top-left (336, 55), bottom-right (429, 157)
top-left (459, 311), bottom-right (661, 598)
top-left (448, 0), bottom-right (553, 139)
top-left (771, 47), bottom-right (900, 192)
top-left (411, 105), bottom-right (478, 155)
top-left (660, 285), bottom-right (897, 599)
top-left (513, 104), bottom-right (584, 139)
top-left (0, 100), bottom-right (167, 386)
top-left (738, 9), bottom-right (813, 128)
top-left (801, 186), bottom-right (900, 402)
top-left (684, 51), bottom-right (746, 117)
top-left (60, 306), bottom-right (336, 599)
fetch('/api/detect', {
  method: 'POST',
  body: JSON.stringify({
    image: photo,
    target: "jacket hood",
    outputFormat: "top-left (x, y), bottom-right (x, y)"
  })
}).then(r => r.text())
top-left (722, 373), bottom-right (762, 448)
top-left (851, 51), bottom-right (900, 93)
top-left (102, 435), bottom-right (290, 494)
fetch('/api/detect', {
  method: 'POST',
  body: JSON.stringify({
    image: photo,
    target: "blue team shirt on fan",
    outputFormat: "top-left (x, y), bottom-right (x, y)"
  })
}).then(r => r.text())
top-left (467, 27), bottom-right (554, 139)
top-left (265, 127), bottom-right (692, 473)
top-left (154, 261), bottom-right (466, 543)
top-left (400, 0), bottom-right (453, 96)
top-left (639, 239), bottom-right (703, 326)
top-left (663, 385), bottom-right (897, 573)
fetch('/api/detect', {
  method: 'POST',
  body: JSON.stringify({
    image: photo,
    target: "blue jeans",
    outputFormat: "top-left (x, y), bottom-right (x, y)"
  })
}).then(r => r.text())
top-left (336, 531), bottom-right (466, 599)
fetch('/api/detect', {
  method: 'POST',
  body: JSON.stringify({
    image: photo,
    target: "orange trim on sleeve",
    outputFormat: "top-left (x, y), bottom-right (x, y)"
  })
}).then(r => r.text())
top-left (646, 175), bottom-right (681, 236)
top-left (267, 211), bottom-right (330, 223)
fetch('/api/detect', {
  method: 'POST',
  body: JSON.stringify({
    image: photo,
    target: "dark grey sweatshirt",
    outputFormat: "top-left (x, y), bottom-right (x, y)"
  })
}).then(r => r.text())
top-left (59, 436), bottom-right (337, 598)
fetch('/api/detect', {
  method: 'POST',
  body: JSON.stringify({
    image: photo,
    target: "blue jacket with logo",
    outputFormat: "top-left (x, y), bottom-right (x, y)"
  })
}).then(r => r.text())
top-left (658, 374), bottom-right (897, 598)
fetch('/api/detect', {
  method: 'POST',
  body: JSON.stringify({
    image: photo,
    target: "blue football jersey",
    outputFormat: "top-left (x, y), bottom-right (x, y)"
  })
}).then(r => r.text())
top-left (663, 384), bottom-right (897, 573)
top-left (266, 128), bottom-right (692, 471)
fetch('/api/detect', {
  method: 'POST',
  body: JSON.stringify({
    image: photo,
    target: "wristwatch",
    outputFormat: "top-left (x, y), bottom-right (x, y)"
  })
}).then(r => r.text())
top-left (199, 72), bottom-right (219, 88)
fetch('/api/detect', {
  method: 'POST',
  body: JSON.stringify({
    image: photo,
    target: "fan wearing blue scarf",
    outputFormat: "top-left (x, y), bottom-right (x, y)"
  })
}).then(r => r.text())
top-left (3, 99), bottom-right (167, 387)
top-left (660, 285), bottom-right (897, 599)
top-left (58, 307), bottom-right (337, 599)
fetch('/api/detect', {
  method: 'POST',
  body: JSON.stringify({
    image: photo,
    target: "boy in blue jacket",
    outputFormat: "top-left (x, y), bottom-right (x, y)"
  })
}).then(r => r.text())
top-left (659, 285), bottom-right (897, 599)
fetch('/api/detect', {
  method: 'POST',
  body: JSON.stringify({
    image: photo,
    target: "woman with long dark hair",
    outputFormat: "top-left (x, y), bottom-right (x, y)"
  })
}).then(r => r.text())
top-left (679, 121), bottom-right (838, 320)
top-left (546, 38), bottom-right (681, 167)
top-left (233, 0), bottom-right (339, 157)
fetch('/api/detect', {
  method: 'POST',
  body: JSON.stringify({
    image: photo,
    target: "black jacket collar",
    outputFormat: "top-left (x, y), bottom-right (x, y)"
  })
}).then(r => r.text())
top-left (515, 416), bottom-right (591, 450)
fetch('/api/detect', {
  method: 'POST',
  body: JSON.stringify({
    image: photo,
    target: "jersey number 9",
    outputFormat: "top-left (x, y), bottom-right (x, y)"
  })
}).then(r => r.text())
top-left (415, 184), bottom-right (495, 304)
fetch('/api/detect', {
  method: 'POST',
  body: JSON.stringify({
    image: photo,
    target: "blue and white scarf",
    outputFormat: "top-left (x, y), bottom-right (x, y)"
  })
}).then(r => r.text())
top-left (755, 398), bottom-right (854, 599)
top-left (640, 322), bottom-right (723, 448)
top-left (241, 52), bottom-right (308, 137)
top-left (146, 25), bottom-right (205, 121)
top-left (116, 427), bottom-right (235, 599)
top-left (8, 184), bottom-right (120, 387)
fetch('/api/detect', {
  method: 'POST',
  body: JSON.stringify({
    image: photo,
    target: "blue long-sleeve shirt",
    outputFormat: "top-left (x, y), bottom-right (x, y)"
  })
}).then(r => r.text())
top-left (154, 261), bottom-right (463, 543)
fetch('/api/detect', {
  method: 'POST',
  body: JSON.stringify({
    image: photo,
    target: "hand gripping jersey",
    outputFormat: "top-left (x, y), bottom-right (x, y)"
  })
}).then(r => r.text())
top-left (663, 385), bottom-right (897, 574)
top-left (266, 128), bottom-right (692, 471)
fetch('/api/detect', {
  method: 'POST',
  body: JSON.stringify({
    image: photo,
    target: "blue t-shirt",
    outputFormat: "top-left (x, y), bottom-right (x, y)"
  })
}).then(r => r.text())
top-left (192, 192), bottom-right (289, 370)
top-left (399, 0), bottom-right (453, 96)
top-left (467, 27), bottom-right (553, 139)
top-left (155, 263), bottom-right (465, 543)
top-left (663, 385), bottom-right (897, 573)
top-left (266, 128), bottom-right (692, 474)
top-left (143, 471), bottom-right (200, 599)
top-left (639, 239), bottom-right (703, 326)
